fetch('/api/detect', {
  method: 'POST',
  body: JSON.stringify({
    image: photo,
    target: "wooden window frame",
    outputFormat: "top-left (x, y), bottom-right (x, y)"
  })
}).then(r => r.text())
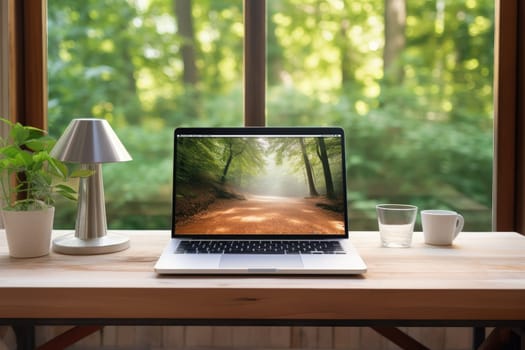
top-left (0, 0), bottom-right (8, 119)
top-left (7, 0), bottom-right (525, 232)
top-left (493, 1), bottom-right (525, 232)
top-left (7, 0), bottom-right (47, 129)
top-left (244, 0), bottom-right (266, 127)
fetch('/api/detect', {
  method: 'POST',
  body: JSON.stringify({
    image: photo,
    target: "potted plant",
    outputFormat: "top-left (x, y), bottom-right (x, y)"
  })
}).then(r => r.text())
top-left (0, 118), bottom-right (90, 257)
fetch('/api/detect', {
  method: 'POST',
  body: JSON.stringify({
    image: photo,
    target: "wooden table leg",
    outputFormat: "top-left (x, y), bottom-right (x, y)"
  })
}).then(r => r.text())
top-left (12, 325), bottom-right (35, 350)
top-left (473, 327), bottom-right (486, 349)
top-left (476, 327), bottom-right (522, 350)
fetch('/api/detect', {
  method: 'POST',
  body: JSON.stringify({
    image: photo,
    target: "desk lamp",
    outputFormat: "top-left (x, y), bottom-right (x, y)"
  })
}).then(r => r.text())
top-left (50, 118), bottom-right (132, 254)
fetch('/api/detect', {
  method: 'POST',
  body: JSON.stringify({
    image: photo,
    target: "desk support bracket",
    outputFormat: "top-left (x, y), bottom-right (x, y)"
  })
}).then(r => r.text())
top-left (36, 325), bottom-right (103, 350)
top-left (371, 326), bottom-right (430, 350)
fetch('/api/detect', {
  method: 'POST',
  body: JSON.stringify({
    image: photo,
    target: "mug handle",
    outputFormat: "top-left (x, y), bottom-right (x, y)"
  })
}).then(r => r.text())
top-left (454, 214), bottom-right (465, 238)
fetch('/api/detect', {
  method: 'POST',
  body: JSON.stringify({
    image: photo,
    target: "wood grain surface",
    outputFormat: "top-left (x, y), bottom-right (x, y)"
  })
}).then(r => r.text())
top-left (0, 231), bottom-right (524, 322)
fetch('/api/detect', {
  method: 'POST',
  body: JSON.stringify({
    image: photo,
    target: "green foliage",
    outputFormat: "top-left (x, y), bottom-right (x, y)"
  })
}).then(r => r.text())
top-left (47, 0), bottom-right (494, 230)
top-left (175, 136), bottom-right (342, 203)
top-left (0, 118), bottom-right (92, 211)
top-left (219, 138), bottom-right (266, 184)
top-left (175, 138), bottom-right (219, 184)
top-left (175, 137), bottom-right (266, 187)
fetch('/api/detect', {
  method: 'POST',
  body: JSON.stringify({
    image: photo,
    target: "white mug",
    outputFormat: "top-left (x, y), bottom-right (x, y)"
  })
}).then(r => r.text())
top-left (421, 210), bottom-right (464, 245)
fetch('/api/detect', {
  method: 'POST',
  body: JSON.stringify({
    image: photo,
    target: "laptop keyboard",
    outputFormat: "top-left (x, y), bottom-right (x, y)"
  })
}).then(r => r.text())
top-left (175, 240), bottom-right (345, 254)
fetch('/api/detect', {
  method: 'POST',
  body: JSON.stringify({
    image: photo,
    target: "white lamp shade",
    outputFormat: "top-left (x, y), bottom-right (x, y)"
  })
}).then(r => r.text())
top-left (51, 118), bottom-right (132, 163)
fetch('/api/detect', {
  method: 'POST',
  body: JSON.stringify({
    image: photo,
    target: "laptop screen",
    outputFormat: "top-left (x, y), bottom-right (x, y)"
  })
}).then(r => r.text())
top-left (172, 127), bottom-right (348, 239)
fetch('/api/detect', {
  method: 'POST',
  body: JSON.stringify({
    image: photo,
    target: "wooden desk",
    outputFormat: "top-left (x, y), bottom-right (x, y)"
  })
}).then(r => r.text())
top-left (0, 231), bottom-right (524, 348)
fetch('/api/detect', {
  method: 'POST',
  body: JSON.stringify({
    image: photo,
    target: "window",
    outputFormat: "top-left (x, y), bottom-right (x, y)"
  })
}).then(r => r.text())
top-left (7, 0), bottom-right (525, 232)
top-left (265, 1), bottom-right (494, 230)
top-left (47, 0), bottom-right (246, 228)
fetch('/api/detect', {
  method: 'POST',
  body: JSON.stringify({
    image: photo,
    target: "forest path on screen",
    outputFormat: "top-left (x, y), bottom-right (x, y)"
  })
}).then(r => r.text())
top-left (176, 195), bottom-right (344, 234)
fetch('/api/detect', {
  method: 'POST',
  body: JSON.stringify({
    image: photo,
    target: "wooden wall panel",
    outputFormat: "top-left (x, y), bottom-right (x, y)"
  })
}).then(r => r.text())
top-left (37, 325), bottom-right (473, 350)
top-left (162, 326), bottom-right (185, 348)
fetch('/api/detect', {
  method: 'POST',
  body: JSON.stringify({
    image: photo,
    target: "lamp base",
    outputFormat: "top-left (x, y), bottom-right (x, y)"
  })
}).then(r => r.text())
top-left (52, 232), bottom-right (130, 255)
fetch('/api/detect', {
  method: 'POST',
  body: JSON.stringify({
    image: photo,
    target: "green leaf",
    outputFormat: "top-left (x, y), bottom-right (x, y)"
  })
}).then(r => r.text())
top-left (15, 152), bottom-right (33, 167)
top-left (10, 123), bottom-right (30, 145)
top-left (55, 183), bottom-right (77, 194)
top-left (0, 145), bottom-right (22, 158)
top-left (48, 157), bottom-right (68, 178)
top-left (55, 184), bottom-right (77, 201)
top-left (32, 151), bottom-right (49, 163)
top-left (26, 139), bottom-right (48, 152)
top-left (27, 135), bottom-right (56, 151)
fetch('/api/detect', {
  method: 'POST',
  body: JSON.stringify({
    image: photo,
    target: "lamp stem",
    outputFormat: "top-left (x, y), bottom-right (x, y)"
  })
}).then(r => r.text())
top-left (76, 163), bottom-right (107, 239)
top-left (52, 162), bottom-right (129, 255)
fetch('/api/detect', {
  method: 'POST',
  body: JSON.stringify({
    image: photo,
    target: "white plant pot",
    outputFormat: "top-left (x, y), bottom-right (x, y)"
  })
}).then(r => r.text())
top-left (2, 207), bottom-right (55, 258)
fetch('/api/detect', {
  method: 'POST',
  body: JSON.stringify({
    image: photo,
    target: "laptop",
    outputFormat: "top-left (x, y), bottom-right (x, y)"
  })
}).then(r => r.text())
top-left (154, 127), bottom-right (367, 274)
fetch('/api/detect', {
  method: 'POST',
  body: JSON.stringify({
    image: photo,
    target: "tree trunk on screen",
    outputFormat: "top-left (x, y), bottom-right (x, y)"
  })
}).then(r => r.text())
top-left (221, 141), bottom-right (234, 184)
top-left (383, 0), bottom-right (406, 86)
top-left (299, 138), bottom-right (319, 197)
top-left (174, 0), bottom-right (198, 86)
top-left (221, 140), bottom-right (244, 184)
top-left (316, 138), bottom-right (335, 199)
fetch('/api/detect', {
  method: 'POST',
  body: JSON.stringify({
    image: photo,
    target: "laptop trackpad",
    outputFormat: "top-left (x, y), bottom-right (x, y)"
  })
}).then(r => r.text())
top-left (219, 254), bottom-right (303, 269)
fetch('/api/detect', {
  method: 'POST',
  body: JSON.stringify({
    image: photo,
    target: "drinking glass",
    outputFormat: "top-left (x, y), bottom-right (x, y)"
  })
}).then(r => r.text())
top-left (376, 204), bottom-right (418, 248)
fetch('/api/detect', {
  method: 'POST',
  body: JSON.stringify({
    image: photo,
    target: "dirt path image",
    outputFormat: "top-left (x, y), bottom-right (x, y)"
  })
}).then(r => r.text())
top-left (176, 194), bottom-right (345, 234)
